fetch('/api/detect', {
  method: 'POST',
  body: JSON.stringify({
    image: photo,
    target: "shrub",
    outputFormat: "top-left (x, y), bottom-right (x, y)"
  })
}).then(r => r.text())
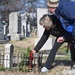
top-left (18, 47), bottom-right (31, 71)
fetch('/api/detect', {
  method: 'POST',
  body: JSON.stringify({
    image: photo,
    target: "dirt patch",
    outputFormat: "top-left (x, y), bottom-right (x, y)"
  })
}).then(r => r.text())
top-left (9, 37), bottom-right (36, 49)
top-left (13, 37), bottom-right (35, 49)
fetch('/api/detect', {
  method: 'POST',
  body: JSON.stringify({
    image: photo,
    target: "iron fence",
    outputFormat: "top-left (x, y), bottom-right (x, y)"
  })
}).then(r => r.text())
top-left (0, 50), bottom-right (44, 72)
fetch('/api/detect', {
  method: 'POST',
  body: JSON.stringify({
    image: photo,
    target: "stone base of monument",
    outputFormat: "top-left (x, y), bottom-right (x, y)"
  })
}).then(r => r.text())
top-left (19, 34), bottom-right (24, 40)
top-left (0, 40), bottom-right (8, 44)
top-left (34, 37), bottom-right (55, 51)
top-left (9, 34), bottom-right (20, 41)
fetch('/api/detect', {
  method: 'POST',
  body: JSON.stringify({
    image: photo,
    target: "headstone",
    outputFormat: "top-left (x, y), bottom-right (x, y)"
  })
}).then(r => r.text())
top-left (0, 22), bottom-right (4, 40)
top-left (0, 22), bottom-right (8, 43)
top-left (21, 12), bottom-right (32, 38)
top-left (37, 8), bottom-right (48, 38)
top-left (9, 12), bottom-right (21, 41)
top-left (3, 23), bottom-right (8, 40)
top-left (21, 13), bottom-right (27, 38)
top-left (34, 8), bottom-right (55, 51)
top-left (4, 44), bottom-right (14, 68)
top-left (27, 22), bottom-right (31, 37)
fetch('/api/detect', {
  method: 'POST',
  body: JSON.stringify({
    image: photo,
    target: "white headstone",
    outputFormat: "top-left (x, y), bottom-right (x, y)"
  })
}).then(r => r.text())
top-left (37, 8), bottom-right (48, 37)
top-left (21, 13), bottom-right (27, 38)
top-left (4, 44), bottom-right (14, 68)
top-left (34, 8), bottom-right (55, 51)
top-left (4, 23), bottom-right (8, 40)
top-left (27, 22), bottom-right (31, 37)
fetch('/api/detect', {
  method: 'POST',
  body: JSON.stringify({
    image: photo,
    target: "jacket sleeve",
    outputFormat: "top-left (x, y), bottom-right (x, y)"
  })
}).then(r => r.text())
top-left (34, 29), bottom-right (50, 52)
top-left (62, 31), bottom-right (72, 41)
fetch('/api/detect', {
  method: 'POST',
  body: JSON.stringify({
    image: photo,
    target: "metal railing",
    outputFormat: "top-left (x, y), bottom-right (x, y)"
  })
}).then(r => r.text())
top-left (0, 51), bottom-right (43, 72)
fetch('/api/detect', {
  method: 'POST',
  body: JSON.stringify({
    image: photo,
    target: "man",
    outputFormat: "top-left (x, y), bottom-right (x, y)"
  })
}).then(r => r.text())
top-left (47, 0), bottom-right (59, 14)
top-left (31, 14), bottom-right (75, 72)
top-left (30, 0), bottom-right (75, 73)
top-left (54, 0), bottom-right (75, 74)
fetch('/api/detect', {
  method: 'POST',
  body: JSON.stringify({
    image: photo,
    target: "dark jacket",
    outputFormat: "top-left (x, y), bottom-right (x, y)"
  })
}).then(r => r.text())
top-left (55, 0), bottom-right (75, 33)
top-left (34, 15), bottom-right (72, 52)
top-left (55, 0), bottom-right (69, 17)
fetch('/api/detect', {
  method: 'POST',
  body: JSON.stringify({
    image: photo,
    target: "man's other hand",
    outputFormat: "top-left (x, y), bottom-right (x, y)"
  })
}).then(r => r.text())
top-left (57, 37), bottom-right (65, 43)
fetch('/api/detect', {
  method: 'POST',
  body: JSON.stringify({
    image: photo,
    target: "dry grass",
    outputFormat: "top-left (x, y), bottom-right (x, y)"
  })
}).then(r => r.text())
top-left (0, 36), bottom-right (71, 75)
top-left (0, 65), bottom-right (71, 75)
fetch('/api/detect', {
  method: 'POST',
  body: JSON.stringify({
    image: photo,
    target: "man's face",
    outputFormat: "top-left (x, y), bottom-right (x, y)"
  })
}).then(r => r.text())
top-left (43, 25), bottom-right (51, 30)
top-left (39, 14), bottom-right (53, 30)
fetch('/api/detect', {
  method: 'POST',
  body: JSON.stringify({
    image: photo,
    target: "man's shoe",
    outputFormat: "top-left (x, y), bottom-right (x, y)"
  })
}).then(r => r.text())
top-left (41, 67), bottom-right (49, 72)
top-left (72, 62), bottom-right (75, 69)
top-left (63, 68), bottom-right (75, 75)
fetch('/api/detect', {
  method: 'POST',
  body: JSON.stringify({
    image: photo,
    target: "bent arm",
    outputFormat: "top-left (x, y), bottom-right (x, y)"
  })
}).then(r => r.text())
top-left (57, 32), bottom-right (72, 43)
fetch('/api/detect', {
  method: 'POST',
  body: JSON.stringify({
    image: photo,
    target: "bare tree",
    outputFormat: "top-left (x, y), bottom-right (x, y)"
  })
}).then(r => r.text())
top-left (0, 0), bottom-right (47, 21)
top-left (0, 0), bottom-right (24, 21)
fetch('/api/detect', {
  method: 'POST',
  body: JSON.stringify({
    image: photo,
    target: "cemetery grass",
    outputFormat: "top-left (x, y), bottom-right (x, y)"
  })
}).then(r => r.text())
top-left (0, 36), bottom-right (71, 75)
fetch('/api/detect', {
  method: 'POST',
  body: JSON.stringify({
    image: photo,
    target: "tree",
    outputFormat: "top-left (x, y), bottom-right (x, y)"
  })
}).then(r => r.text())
top-left (0, 0), bottom-right (24, 21)
top-left (0, 0), bottom-right (47, 21)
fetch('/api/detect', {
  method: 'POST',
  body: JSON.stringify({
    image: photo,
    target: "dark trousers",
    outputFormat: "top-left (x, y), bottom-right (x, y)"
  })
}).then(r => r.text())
top-left (44, 41), bottom-right (75, 70)
top-left (44, 42), bottom-right (63, 70)
top-left (70, 43), bottom-right (75, 62)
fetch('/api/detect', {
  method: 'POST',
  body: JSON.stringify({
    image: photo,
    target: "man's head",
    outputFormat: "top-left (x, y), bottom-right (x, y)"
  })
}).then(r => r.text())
top-left (39, 14), bottom-right (53, 30)
top-left (47, 0), bottom-right (59, 13)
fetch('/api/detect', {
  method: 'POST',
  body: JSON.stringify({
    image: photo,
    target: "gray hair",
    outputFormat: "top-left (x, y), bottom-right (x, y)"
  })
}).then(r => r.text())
top-left (39, 14), bottom-right (53, 27)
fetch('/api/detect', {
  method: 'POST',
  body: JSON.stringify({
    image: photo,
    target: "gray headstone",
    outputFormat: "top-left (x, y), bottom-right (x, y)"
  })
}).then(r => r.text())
top-left (0, 22), bottom-right (4, 40)
top-left (9, 12), bottom-right (19, 33)
top-left (9, 12), bottom-right (21, 40)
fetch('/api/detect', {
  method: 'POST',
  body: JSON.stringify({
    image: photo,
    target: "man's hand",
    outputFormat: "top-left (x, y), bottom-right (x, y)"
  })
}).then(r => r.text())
top-left (28, 50), bottom-right (36, 68)
top-left (30, 50), bottom-right (36, 54)
top-left (57, 37), bottom-right (65, 43)
top-left (29, 50), bottom-right (36, 60)
top-left (30, 50), bottom-right (36, 55)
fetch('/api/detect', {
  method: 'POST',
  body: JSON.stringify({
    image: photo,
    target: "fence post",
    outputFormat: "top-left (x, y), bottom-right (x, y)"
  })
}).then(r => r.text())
top-left (4, 44), bottom-right (14, 68)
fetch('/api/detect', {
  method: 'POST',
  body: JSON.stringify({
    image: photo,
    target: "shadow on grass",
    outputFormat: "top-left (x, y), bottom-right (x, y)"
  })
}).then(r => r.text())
top-left (50, 59), bottom-right (72, 69)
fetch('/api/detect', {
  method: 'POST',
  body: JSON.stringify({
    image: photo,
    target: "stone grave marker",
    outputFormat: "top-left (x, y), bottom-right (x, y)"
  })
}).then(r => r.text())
top-left (21, 13), bottom-right (27, 38)
top-left (9, 12), bottom-right (21, 41)
top-left (0, 22), bottom-right (4, 40)
top-left (4, 44), bottom-right (14, 68)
